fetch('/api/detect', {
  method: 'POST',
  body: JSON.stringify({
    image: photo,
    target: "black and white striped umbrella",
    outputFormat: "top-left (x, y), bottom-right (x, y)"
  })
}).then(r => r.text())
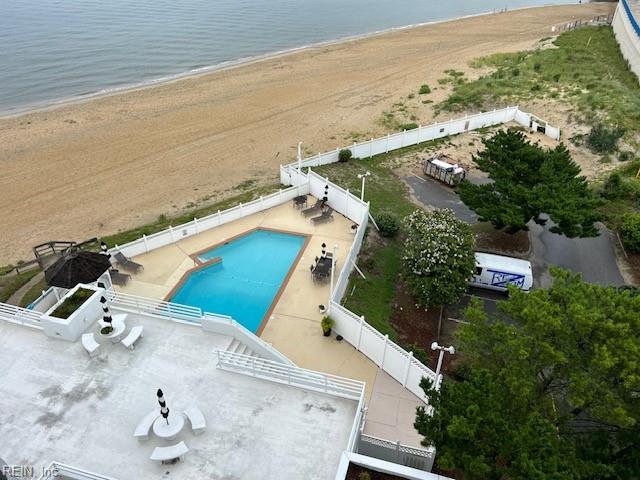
top-left (323, 184), bottom-right (329, 203)
top-left (100, 241), bottom-right (111, 260)
top-left (157, 389), bottom-right (170, 425)
top-left (99, 296), bottom-right (112, 327)
top-left (321, 243), bottom-right (327, 258)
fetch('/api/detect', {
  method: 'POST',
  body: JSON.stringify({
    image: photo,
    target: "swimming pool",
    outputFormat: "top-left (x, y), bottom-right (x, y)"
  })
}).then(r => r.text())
top-left (170, 229), bottom-right (307, 333)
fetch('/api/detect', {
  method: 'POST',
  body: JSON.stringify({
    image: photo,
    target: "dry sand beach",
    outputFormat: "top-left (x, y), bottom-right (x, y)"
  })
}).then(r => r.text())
top-left (0, 3), bottom-right (614, 264)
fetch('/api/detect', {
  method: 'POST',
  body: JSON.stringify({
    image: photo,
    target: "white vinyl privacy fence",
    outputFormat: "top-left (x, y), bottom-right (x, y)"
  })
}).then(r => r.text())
top-left (110, 186), bottom-right (306, 258)
top-left (282, 106), bottom-right (559, 174)
top-left (279, 106), bottom-right (562, 402)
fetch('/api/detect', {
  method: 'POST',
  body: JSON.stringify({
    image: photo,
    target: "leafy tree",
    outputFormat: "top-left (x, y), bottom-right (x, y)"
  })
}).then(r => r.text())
top-left (402, 209), bottom-right (475, 307)
top-left (458, 129), bottom-right (602, 237)
top-left (418, 268), bottom-right (640, 479)
top-left (415, 370), bottom-right (585, 480)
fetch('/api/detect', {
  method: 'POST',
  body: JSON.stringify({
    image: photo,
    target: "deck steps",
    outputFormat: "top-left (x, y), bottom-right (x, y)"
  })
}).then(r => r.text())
top-left (222, 338), bottom-right (262, 365)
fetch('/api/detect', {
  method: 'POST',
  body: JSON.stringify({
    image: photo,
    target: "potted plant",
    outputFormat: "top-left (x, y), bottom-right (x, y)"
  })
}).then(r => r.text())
top-left (321, 316), bottom-right (335, 337)
top-left (100, 325), bottom-right (114, 335)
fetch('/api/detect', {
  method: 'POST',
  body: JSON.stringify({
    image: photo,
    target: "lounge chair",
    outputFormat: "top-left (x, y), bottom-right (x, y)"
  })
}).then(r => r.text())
top-left (114, 251), bottom-right (144, 273)
top-left (311, 207), bottom-right (334, 224)
top-left (302, 200), bottom-right (324, 217)
top-left (109, 269), bottom-right (131, 286)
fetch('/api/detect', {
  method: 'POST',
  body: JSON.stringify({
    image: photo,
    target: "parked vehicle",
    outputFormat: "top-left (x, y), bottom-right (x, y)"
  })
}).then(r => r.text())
top-left (470, 252), bottom-right (533, 292)
top-left (423, 153), bottom-right (466, 186)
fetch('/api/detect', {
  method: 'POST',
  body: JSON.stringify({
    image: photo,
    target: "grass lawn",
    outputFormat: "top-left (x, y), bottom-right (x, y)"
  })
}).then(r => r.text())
top-left (20, 276), bottom-right (49, 308)
top-left (101, 183), bottom-right (280, 247)
top-left (439, 27), bottom-right (640, 137)
top-left (0, 269), bottom-right (41, 304)
top-left (315, 149), bottom-right (426, 339)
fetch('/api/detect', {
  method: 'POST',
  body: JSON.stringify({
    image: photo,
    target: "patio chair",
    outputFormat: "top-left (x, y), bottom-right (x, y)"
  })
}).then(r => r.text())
top-left (109, 269), bottom-right (131, 286)
top-left (302, 199), bottom-right (324, 217)
top-left (114, 251), bottom-right (144, 273)
top-left (311, 207), bottom-right (334, 224)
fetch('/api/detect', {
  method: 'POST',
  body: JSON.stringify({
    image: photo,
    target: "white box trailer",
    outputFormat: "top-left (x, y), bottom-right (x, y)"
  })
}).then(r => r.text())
top-left (470, 252), bottom-right (533, 293)
top-left (423, 153), bottom-right (466, 186)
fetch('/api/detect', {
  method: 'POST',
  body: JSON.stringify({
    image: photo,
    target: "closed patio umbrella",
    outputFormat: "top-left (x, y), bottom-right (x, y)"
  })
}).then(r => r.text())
top-left (44, 247), bottom-right (112, 289)
top-left (157, 389), bottom-right (170, 425)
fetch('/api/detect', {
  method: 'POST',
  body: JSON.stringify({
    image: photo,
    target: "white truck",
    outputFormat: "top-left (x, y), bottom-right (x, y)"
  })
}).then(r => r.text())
top-left (470, 252), bottom-right (533, 293)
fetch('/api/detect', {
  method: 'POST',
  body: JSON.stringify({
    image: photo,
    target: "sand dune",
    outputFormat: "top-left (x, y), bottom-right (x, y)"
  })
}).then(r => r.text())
top-left (0, 3), bottom-right (614, 264)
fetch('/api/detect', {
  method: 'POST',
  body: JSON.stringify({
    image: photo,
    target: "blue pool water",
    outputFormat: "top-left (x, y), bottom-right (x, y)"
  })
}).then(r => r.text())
top-left (171, 229), bottom-right (306, 333)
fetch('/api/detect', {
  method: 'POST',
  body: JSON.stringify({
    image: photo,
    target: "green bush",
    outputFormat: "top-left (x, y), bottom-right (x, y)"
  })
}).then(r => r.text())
top-left (619, 151), bottom-right (634, 162)
top-left (338, 149), bottom-right (352, 163)
top-left (419, 84), bottom-right (431, 95)
top-left (51, 288), bottom-right (95, 319)
top-left (602, 172), bottom-right (627, 200)
top-left (376, 211), bottom-right (400, 238)
top-left (587, 124), bottom-right (625, 154)
top-left (621, 213), bottom-right (640, 253)
top-left (399, 122), bottom-right (419, 131)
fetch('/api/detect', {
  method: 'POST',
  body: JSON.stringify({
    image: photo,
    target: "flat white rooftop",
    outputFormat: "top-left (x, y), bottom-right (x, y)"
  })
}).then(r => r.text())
top-left (0, 314), bottom-right (358, 479)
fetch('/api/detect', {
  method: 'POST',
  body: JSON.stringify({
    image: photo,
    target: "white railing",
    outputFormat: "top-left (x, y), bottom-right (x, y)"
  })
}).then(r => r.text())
top-left (109, 184), bottom-right (306, 259)
top-left (107, 290), bottom-right (203, 322)
top-left (358, 434), bottom-right (435, 472)
top-left (216, 350), bottom-right (365, 401)
top-left (107, 291), bottom-right (291, 364)
top-left (0, 302), bottom-right (43, 330)
top-left (281, 107), bottom-right (559, 177)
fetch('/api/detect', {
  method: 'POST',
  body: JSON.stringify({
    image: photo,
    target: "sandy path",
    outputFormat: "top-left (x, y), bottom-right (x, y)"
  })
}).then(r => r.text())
top-left (0, 3), bottom-right (614, 264)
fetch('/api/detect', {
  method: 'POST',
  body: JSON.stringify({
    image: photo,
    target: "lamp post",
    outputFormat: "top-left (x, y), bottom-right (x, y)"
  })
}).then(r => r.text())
top-left (357, 171), bottom-right (371, 201)
top-left (297, 141), bottom-right (303, 195)
top-left (431, 342), bottom-right (455, 390)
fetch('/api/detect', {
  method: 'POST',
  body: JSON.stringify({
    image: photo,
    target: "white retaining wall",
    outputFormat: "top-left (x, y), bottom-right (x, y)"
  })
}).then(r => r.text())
top-left (613, 0), bottom-right (640, 81)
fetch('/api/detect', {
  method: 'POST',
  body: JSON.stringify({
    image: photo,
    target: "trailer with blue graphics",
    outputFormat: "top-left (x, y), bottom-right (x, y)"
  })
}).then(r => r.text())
top-left (471, 252), bottom-right (533, 293)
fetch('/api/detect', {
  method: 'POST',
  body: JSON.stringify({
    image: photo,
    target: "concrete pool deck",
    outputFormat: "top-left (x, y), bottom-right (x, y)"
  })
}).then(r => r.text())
top-left (115, 198), bottom-right (426, 446)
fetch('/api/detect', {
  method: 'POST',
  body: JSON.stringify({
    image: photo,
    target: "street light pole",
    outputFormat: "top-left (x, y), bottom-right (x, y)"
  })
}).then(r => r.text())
top-left (357, 171), bottom-right (371, 201)
top-left (431, 342), bottom-right (455, 390)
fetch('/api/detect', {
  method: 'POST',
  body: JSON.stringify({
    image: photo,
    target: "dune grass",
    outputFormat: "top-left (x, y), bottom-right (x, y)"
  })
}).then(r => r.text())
top-left (439, 27), bottom-right (640, 135)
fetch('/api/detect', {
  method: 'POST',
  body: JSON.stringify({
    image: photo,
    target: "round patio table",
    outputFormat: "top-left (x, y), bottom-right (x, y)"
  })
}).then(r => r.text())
top-left (153, 412), bottom-right (185, 440)
top-left (98, 317), bottom-right (126, 343)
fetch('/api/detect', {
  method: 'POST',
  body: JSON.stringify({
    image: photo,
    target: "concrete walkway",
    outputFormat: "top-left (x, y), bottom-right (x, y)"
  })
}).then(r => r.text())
top-left (6, 270), bottom-right (44, 306)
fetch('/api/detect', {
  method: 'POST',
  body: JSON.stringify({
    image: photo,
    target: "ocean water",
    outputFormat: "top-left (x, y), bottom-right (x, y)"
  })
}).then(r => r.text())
top-left (1, 0), bottom-right (574, 114)
top-left (171, 229), bottom-right (306, 333)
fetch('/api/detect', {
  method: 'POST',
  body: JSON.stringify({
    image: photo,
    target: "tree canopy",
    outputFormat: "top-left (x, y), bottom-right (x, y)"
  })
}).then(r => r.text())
top-left (458, 129), bottom-right (602, 237)
top-left (402, 209), bottom-right (475, 307)
top-left (416, 269), bottom-right (640, 479)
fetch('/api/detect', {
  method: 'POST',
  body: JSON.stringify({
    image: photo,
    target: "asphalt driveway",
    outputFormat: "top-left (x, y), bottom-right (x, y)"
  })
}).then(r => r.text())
top-left (404, 174), bottom-right (625, 288)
